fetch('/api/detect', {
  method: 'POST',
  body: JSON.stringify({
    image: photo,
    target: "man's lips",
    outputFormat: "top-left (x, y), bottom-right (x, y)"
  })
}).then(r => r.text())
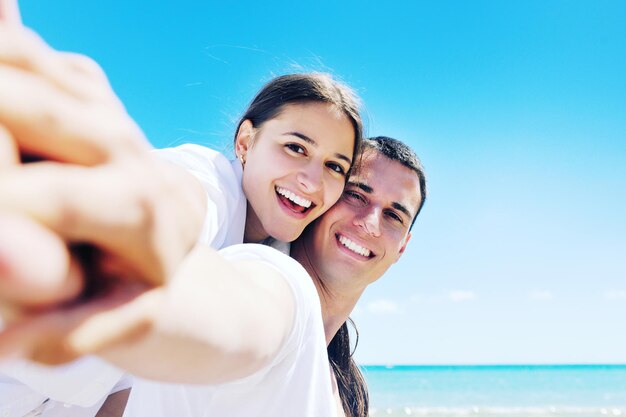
top-left (336, 233), bottom-right (373, 258)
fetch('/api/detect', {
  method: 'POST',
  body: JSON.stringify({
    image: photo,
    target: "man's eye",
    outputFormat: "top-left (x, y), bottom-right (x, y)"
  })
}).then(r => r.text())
top-left (343, 190), bottom-right (366, 205)
top-left (386, 211), bottom-right (403, 224)
top-left (326, 162), bottom-right (347, 176)
top-left (285, 143), bottom-right (306, 154)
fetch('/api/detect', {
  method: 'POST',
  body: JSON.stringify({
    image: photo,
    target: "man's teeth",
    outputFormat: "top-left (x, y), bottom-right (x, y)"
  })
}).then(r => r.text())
top-left (338, 235), bottom-right (371, 258)
top-left (276, 186), bottom-right (312, 208)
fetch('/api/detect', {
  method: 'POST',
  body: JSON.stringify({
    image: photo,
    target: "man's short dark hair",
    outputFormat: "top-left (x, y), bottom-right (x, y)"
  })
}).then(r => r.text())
top-left (361, 136), bottom-right (427, 230)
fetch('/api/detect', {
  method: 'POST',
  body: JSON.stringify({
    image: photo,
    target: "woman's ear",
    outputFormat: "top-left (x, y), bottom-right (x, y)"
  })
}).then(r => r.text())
top-left (234, 120), bottom-right (254, 161)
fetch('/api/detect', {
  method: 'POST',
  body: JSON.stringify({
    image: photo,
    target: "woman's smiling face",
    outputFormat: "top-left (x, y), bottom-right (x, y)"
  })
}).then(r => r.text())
top-left (237, 102), bottom-right (356, 243)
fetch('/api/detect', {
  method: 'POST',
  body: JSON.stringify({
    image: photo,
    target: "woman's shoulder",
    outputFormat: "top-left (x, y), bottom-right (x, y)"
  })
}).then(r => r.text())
top-left (219, 244), bottom-right (319, 311)
top-left (154, 144), bottom-right (232, 170)
top-left (154, 144), bottom-right (246, 248)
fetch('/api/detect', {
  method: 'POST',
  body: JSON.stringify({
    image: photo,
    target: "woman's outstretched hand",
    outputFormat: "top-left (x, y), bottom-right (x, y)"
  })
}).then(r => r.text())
top-left (0, 2), bottom-right (205, 363)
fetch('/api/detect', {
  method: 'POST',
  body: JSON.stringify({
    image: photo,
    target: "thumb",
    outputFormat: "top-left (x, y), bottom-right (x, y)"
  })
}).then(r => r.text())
top-left (0, 282), bottom-right (156, 365)
top-left (0, 212), bottom-right (83, 310)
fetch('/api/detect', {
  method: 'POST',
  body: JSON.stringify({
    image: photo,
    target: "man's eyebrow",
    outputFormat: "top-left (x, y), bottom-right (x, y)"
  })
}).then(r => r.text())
top-left (284, 131), bottom-right (352, 165)
top-left (347, 181), bottom-right (373, 194)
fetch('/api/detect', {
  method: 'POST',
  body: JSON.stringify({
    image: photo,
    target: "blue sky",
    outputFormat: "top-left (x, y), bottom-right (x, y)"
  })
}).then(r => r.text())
top-left (20, 0), bottom-right (626, 365)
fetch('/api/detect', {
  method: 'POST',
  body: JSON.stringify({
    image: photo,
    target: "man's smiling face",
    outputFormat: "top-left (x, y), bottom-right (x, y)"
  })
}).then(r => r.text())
top-left (304, 148), bottom-right (423, 291)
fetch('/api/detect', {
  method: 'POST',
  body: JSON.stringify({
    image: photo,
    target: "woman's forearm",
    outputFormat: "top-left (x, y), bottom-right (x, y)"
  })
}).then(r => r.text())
top-left (86, 245), bottom-right (295, 385)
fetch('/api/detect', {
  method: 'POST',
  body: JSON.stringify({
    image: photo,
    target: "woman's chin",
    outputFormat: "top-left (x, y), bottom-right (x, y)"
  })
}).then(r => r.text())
top-left (267, 225), bottom-right (303, 244)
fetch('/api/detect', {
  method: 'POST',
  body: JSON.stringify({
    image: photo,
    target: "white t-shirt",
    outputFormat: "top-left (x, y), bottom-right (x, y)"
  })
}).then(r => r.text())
top-left (122, 244), bottom-right (337, 417)
top-left (156, 144), bottom-right (247, 249)
top-left (0, 145), bottom-right (249, 416)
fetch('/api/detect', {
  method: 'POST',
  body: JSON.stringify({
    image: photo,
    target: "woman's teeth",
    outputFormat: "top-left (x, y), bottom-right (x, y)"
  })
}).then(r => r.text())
top-left (276, 186), bottom-right (312, 208)
top-left (338, 235), bottom-right (371, 257)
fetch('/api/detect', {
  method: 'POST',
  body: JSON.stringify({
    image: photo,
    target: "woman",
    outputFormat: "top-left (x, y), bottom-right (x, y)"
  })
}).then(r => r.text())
top-left (157, 71), bottom-right (362, 250)
top-left (0, 6), bottom-right (363, 416)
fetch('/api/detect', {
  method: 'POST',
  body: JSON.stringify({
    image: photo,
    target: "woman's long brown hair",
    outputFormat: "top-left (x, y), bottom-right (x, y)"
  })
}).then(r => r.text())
top-left (327, 318), bottom-right (369, 417)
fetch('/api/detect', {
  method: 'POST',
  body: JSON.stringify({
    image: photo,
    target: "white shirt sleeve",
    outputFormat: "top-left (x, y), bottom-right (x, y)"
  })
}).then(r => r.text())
top-left (122, 244), bottom-right (335, 417)
top-left (217, 244), bottom-right (319, 378)
top-left (0, 145), bottom-right (247, 413)
top-left (0, 357), bottom-right (124, 408)
top-left (155, 144), bottom-right (247, 248)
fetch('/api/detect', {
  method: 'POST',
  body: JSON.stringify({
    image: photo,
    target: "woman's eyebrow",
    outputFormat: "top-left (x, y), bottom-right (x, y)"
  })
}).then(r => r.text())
top-left (284, 131), bottom-right (351, 164)
top-left (284, 131), bottom-right (316, 145)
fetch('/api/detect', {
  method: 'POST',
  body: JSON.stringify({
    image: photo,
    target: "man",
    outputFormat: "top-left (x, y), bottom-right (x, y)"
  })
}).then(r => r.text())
top-left (296, 135), bottom-right (426, 347)
top-left (293, 135), bottom-right (427, 416)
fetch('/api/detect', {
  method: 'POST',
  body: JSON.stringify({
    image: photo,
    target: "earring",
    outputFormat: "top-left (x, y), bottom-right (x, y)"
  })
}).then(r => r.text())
top-left (238, 153), bottom-right (246, 165)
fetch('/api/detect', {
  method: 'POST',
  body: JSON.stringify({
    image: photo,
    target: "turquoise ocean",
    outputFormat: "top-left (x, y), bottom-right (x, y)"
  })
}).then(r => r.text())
top-left (362, 365), bottom-right (626, 416)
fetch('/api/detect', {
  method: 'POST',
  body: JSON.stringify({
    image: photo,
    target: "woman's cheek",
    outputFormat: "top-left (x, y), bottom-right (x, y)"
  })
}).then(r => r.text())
top-left (327, 179), bottom-right (345, 207)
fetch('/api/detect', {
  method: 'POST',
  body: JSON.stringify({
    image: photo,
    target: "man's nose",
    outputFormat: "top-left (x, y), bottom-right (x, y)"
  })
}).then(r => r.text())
top-left (355, 206), bottom-right (382, 238)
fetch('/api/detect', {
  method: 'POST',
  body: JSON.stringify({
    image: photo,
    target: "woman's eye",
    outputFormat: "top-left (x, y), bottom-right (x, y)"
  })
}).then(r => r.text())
top-left (326, 162), bottom-right (347, 176)
top-left (285, 143), bottom-right (306, 155)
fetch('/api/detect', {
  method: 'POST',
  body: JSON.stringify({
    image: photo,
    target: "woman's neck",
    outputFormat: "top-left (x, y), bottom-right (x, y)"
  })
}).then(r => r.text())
top-left (243, 202), bottom-right (269, 243)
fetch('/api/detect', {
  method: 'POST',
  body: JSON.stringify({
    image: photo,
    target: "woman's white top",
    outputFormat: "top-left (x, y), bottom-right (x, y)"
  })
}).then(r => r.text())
top-left (122, 244), bottom-right (336, 417)
top-left (0, 145), bottom-right (249, 416)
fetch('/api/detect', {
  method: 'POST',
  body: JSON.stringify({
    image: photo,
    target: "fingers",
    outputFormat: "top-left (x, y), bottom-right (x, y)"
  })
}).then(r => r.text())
top-left (0, 161), bottom-right (171, 285)
top-left (0, 127), bottom-right (80, 313)
top-left (0, 0), bottom-right (21, 25)
top-left (0, 282), bottom-right (157, 365)
top-left (0, 154), bottom-right (205, 287)
top-left (0, 63), bottom-right (108, 164)
top-left (0, 25), bottom-right (150, 165)
top-left (60, 52), bottom-right (114, 87)
top-left (0, 124), bottom-right (18, 168)
top-left (0, 162), bottom-right (135, 239)
top-left (0, 64), bottom-right (149, 165)
top-left (0, 212), bottom-right (83, 310)
top-left (0, 25), bottom-right (120, 105)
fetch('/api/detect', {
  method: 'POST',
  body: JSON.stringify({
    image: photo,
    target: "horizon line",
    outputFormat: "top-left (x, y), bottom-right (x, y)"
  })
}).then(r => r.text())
top-left (359, 362), bottom-right (626, 368)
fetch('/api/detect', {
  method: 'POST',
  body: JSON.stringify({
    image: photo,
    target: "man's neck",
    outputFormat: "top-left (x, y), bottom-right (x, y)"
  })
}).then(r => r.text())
top-left (314, 281), bottom-right (363, 346)
top-left (291, 239), bottom-right (365, 345)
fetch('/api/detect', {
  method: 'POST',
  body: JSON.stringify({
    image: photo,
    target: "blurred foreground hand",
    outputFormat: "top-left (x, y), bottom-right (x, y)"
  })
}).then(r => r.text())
top-left (0, 0), bottom-right (204, 363)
